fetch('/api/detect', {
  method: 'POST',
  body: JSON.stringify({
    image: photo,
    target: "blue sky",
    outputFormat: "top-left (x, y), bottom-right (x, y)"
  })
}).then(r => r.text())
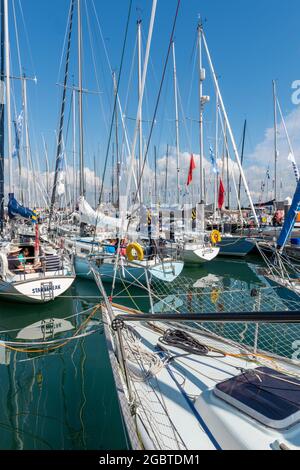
top-left (7, 0), bottom-right (300, 203)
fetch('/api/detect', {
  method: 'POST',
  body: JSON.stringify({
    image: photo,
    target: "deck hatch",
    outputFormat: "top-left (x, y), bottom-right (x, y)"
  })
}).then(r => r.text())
top-left (214, 367), bottom-right (300, 430)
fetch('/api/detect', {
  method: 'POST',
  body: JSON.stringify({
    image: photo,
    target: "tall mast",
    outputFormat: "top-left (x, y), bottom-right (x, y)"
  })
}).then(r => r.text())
top-left (42, 135), bottom-right (49, 200)
top-left (4, 0), bottom-right (12, 194)
top-left (78, 0), bottom-right (85, 198)
top-left (22, 75), bottom-right (38, 206)
top-left (113, 71), bottom-right (120, 211)
top-left (94, 153), bottom-right (97, 209)
top-left (172, 41), bottom-right (180, 206)
top-left (49, 0), bottom-right (75, 225)
top-left (154, 145), bottom-right (157, 205)
top-left (213, 95), bottom-right (219, 219)
top-left (124, 0), bottom-right (157, 209)
top-left (72, 86), bottom-right (76, 210)
top-left (172, 41), bottom-right (180, 205)
top-left (198, 24), bottom-right (204, 205)
top-left (238, 119), bottom-right (247, 206)
top-left (273, 80), bottom-right (278, 203)
top-left (137, 19), bottom-right (143, 202)
top-left (165, 144), bottom-right (169, 205)
top-left (202, 29), bottom-right (259, 226)
top-left (226, 131), bottom-right (230, 209)
top-left (197, 23), bottom-right (208, 233)
top-left (0, 0), bottom-right (5, 233)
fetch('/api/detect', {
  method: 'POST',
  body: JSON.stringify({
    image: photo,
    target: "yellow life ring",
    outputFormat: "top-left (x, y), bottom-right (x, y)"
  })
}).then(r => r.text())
top-left (211, 230), bottom-right (222, 245)
top-left (126, 242), bottom-right (144, 262)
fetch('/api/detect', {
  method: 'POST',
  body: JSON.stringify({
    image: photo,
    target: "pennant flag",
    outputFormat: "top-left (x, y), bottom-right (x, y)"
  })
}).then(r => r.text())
top-left (187, 154), bottom-right (196, 186)
top-left (209, 146), bottom-right (219, 174)
top-left (218, 179), bottom-right (225, 209)
top-left (288, 152), bottom-right (300, 182)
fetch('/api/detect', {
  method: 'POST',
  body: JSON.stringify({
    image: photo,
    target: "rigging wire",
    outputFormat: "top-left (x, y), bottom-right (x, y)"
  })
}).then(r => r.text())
top-left (56, 0), bottom-right (73, 85)
top-left (17, 0), bottom-right (36, 77)
top-left (128, 0), bottom-right (182, 215)
top-left (84, 0), bottom-right (109, 135)
top-left (98, 0), bottom-right (133, 205)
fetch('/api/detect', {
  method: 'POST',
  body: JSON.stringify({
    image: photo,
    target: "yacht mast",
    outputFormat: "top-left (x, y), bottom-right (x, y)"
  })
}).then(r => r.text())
top-left (273, 80), bottom-right (278, 204)
top-left (137, 19), bottom-right (143, 202)
top-left (154, 145), bottom-right (157, 205)
top-left (124, 0), bottom-right (157, 210)
top-left (202, 28), bottom-right (259, 226)
top-left (22, 75), bottom-right (38, 207)
top-left (172, 41), bottom-right (180, 206)
top-left (72, 86), bottom-right (77, 210)
top-left (49, 0), bottom-right (75, 225)
top-left (238, 119), bottom-right (247, 206)
top-left (197, 23), bottom-right (207, 233)
top-left (78, 0), bottom-right (85, 198)
top-left (113, 71), bottom-right (120, 211)
top-left (4, 0), bottom-right (12, 194)
top-left (0, 0), bottom-right (4, 233)
top-left (42, 135), bottom-right (50, 201)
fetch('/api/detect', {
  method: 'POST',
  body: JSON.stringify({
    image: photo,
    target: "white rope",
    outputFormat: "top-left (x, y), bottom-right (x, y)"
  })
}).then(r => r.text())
top-left (124, 334), bottom-right (164, 382)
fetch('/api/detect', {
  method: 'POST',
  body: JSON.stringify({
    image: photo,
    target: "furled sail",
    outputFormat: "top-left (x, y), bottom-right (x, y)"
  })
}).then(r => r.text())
top-left (78, 197), bottom-right (123, 229)
top-left (8, 193), bottom-right (35, 220)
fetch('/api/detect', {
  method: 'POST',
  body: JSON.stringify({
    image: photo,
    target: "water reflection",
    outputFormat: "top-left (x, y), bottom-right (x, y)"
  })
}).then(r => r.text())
top-left (0, 256), bottom-right (297, 450)
top-left (0, 281), bottom-right (127, 450)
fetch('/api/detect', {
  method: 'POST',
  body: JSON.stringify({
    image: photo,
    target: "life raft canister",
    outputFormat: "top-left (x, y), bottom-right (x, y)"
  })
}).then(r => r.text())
top-left (126, 242), bottom-right (144, 262)
top-left (211, 230), bottom-right (222, 245)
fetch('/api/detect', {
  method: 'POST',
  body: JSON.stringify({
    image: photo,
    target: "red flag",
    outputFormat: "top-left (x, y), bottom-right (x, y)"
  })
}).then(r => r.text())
top-left (187, 154), bottom-right (196, 186)
top-left (218, 179), bottom-right (225, 209)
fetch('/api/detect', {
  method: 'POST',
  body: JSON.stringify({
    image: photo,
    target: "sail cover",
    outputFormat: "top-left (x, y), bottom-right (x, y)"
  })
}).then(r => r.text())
top-left (8, 193), bottom-right (35, 220)
top-left (277, 180), bottom-right (300, 250)
top-left (79, 197), bottom-right (123, 229)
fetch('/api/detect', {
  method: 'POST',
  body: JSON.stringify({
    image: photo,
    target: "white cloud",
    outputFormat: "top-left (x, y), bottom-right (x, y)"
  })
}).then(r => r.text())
top-left (5, 104), bottom-right (300, 210)
top-left (245, 105), bottom-right (300, 202)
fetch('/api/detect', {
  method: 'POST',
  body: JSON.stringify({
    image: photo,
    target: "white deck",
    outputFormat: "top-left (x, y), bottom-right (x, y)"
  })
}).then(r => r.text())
top-left (106, 306), bottom-right (300, 450)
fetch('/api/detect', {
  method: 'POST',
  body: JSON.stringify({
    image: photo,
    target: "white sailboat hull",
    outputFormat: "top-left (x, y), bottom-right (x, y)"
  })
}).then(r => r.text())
top-left (75, 255), bottom-right (184, 285)
top-left (0, 274), bottom-right (75, 303)
top-left (183, 245), bottom-right (220, 264)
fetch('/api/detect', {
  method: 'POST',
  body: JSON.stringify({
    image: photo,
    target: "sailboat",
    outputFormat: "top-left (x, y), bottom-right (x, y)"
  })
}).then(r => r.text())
top-left (0, 0), bottom-right (75, 303)
top-left (64, 0), bottom-right (184, 286)
top-left (86, 10), bottom-right (300, 448)
top-left (164, 34), bottom-right (220, 265)
top-left (94, 254), bottom-right (300, 450)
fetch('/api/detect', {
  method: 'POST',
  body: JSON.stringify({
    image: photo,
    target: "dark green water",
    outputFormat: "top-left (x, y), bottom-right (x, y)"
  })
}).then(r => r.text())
top-left (0, 255), bottom-right (298, 450)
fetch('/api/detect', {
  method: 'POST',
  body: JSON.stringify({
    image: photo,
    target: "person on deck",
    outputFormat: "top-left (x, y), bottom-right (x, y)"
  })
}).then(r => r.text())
top-left (7, 245), bottom-right (24, 273)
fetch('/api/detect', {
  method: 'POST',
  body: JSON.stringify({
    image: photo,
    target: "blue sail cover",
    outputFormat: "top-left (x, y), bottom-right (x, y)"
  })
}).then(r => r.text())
top-left (277, 180), bottom-right (300, 249)
top-left (8, 193), bottom-right (35, 220)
